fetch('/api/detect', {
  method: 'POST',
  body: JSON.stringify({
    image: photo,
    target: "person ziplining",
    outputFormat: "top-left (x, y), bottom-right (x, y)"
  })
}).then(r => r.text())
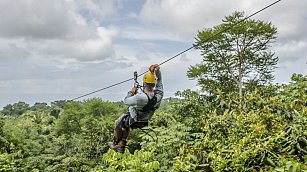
top-left (108, 64), bottom-right (163, 153)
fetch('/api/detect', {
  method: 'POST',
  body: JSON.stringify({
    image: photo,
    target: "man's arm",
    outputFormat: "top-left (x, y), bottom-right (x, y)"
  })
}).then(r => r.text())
top-left (124, 91), bottom-right (137, 106)
top-left (154, 70), bottom-right (164, 106)
top-left (124, 91), bottom-right (148, 108)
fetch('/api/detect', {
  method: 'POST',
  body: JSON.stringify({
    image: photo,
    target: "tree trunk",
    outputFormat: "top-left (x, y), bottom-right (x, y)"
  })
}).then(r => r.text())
top-left (239, 74), bottom-right (243, 112)
top-left (238, 54), bottom-right (243, 112)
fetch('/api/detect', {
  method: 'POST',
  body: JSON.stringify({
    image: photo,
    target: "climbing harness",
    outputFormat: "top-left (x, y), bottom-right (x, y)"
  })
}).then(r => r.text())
top-left (139, 92), bottom-right (157, 112)
top-left (133, 71), bottom-right (158, 113)
top-left (126, 71), bottom-right (158, 141)
top-left (120, 112), bottom-right (157, 142)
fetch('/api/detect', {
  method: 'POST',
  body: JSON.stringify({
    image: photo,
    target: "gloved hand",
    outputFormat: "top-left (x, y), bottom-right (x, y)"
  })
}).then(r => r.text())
top-left (149, 64), bottom-right (160, 73)
top-left (130, 87), bottom-right (138, 95)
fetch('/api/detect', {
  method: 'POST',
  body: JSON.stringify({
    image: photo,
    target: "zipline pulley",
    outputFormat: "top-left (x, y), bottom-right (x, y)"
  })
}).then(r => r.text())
top-left (133, 71), bottom-right (139, 88)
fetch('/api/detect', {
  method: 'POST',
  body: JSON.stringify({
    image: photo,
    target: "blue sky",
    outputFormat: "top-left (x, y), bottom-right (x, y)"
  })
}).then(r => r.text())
top-left (0, 0), bottom-right (306, 108)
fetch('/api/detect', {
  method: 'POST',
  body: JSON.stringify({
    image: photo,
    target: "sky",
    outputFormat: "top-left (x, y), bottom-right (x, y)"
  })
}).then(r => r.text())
top-left (0, 0), bottom-right (306, 108)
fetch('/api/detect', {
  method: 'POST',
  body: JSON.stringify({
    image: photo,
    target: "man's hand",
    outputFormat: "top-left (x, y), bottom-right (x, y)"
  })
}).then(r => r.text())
top-left (149, 64), bottom-right (160, 73)
top-left (130, 87), bottom-right (138, 95)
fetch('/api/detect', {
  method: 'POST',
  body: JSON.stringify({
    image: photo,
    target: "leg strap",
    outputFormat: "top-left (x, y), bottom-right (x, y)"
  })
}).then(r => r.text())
top-left (121, 113), bottom-right (131, 129)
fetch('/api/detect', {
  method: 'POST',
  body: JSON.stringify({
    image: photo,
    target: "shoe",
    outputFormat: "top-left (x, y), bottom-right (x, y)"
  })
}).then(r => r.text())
top-left (108, 142), bottom-right (116, 149)
top-left (108, 140), bottom-right (126, 153)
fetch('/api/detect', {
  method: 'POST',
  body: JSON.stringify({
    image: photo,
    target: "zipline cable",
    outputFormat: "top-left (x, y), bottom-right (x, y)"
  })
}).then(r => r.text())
top-left (70, 0), bottom-right (282, 101)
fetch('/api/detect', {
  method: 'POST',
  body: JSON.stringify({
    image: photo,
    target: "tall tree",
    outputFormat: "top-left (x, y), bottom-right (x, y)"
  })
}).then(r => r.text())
top-left (188, 12), bottom-right (278, 108)
top-left (1, 104), bottom-right (13, 116)
top-left (30, 102), bottom-right (50, 112)
top-left (0, 115), bottom-right (6, 151)
top-left (1, 102), bottom-right (30, 116)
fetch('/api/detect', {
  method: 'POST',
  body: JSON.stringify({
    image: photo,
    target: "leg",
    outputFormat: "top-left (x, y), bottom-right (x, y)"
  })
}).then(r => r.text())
top-left (113, 118), bottom-right (123, 144)
top-left (109, 114), bottom-right (130, 153)
top-left (115, 127), bottom-right (129, 153)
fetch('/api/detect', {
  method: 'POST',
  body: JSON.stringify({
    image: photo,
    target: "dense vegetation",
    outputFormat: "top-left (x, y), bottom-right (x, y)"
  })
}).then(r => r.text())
top-left (0, 74), bottom-right (306, 171)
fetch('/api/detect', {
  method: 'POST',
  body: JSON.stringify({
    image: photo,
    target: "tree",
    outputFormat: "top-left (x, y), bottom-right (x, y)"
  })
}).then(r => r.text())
top-left (51, 100), bottom-right (66, 109)
top-left (1, 104), bottom-right (13, 116)
top-left (0, 115), bottom-right (7, 152)
top-left (50, 100), bottom-right (67, 117)
top-left (30, 102), bottom-right (50, 113)
top-left (12, 102), bottom-right (30, 115)
top-left (1, 102), bottom-right (30, 116)
top-left (188, 12), bottom-right (278, 109)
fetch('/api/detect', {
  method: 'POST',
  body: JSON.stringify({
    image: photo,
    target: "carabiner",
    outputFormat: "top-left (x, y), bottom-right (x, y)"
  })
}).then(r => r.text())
top-left (133, 71), bottom-right (139, 88)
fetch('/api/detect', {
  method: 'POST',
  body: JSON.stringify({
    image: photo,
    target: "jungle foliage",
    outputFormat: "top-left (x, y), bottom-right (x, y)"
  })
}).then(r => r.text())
top-left (0, 74), bottom-right (306, 171)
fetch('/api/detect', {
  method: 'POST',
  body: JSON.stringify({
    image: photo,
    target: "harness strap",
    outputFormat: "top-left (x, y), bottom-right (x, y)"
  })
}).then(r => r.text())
top-left (139, 90), bottom-right (157, 112)
top-left (125, 90), bottom-right (157, 129)
top-left (121, 114), bottom-right (157, 141)
top-left (121, 113), bottom-right (130, 129)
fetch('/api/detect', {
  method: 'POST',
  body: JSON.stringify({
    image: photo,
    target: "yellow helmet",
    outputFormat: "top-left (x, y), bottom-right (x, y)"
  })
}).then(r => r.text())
top-left (143, 71), bottom-right (157, 84)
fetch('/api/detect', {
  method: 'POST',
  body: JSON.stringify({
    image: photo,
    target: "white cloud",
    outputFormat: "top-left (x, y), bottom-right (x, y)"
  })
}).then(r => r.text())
top-left (274, 57), bottom-right (307, 84)
top-left (0, 81), bottom-right (10, 88)
top-left (139, 0), bottom-right (307, 51)
top-left (74, 0), bottom-right (120, 21)
top-left (26, 26), bottom-right (119, 62)
top-left (0, 42), bottom-right (31, 60)
top-left (140, 0), bottom-right (242, 38)
top-left (120, 26), bottom-right (186, 42)
top-left (0, 0), bottom-right (120, 62)
top-left (0, 0), bottom-right (75, 39)
top-left (249, 1), bottom-right (307, 42)
top-left (274, 41), bottom-right (307, 61)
